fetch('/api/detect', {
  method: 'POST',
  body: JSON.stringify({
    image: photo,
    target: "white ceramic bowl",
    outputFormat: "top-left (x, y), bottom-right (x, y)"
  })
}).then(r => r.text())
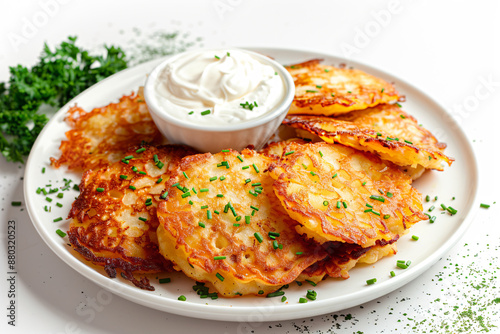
top-left (144, 49), bottom-right (295, 153)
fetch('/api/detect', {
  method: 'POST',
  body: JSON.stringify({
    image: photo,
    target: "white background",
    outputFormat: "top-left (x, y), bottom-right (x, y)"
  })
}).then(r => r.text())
top-left (0, 0), bottom-right (499, 333)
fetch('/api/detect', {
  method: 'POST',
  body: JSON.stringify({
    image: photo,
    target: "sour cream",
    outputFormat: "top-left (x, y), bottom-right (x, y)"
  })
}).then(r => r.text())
top-left (153, 49), bottom-right (286, 127)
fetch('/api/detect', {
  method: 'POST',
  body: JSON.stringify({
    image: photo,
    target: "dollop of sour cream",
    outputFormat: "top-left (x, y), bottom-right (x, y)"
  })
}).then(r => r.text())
top-left (154, 49), bottom-right (285, 126)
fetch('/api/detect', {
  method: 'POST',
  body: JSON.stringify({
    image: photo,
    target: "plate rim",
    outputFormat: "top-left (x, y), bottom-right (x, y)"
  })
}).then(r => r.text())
top-left (23, 46), bottom-right (480, 322)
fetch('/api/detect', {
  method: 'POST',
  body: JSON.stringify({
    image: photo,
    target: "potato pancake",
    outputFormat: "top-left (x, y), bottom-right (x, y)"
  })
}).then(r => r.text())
top-left (68, 145), bottom-right (195, 290)
top-left (259, 138), bottom-right (308, 159)
top-left (284, 104), bottom-right (453, 172)
top-left (287, 59), bottom-right (400, 116)
top-left (156, 149), bottom-right (326, 297)
top-left (269, 141), bottom-right (427, 248)
top-left (298, 238), bottom-right (398, 283)
top-left (51, 88), bottom-right (164, 172)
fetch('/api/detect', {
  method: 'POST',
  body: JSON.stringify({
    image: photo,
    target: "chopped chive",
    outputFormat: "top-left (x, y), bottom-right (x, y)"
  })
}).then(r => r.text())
top-left (216, 194), bottom-right (224, 198)
top-left (120, 174), bottom-right (128, 180)
top-left (188, 111), bottom-right (194, 115)
top-left (209, 176), bottom-right (217, 182)
top-left (306, 90), bottom-right (318, 93)
top-left (245, 216), bottom-right (251, 224)
top-left (284, 150), bottom-right (295, 156)
top-left (273, 240), bottom-right (279, 250)
top-left (129, 185), bottom-right (136, 190)
top-left (254, 232), bottom-right (264, 243)
top-left (214, 210), bottom-right (219, 214)
top-left (136, 147), bottom-right (146, 153)
top-left (214, 256), bottom-right (226, 260)
top-left (53, 217), bottom-right (63, 222)
top-left (236, 155), bottom-right (244, 162)
top-left (370, 195), bottom-right (385, 202)
top-left (381, 88), bottom-right (385, 93)
top-left (42, 167), bottom-right (46, 174)
top-left (342, 201), bottom-right (347, 208)
top-left (214, 55), bottom-right (220, 59)
top-left (440, 204), bottom-right (448, 210)
top-left (337, 201), bottom-right (341, 209)
top-left (56, 202), bottom-right (63, 208)
top-left (406, 260), bottom-right (412, 266)
top-left (219, 176), bottom-right (226, 181)
top-left (305, 280), bottom-right (317, 287)
top-left (56, 229), bottom-right (66, 238)
top-left (447, 206), bottom-right (457, 215)
top-left (310, 171), bottom-right (317, 176)
top-left (36, 188), bottom-right (42, 194)
top-left (216, 273), bottom-right (224, 281)
top-left (404, 140), bottom-right (413, 144)
top-left (201, 110), bottom-right (211, 116)
top-left (131, 166), bottom-right (138, 172)
top-left (364, 209), bottom-right (373, 213)
top-left (242, 165), bottom-right (250, 170)
top-left (331, 93), bottom-right (335, 97)
top-left (156, 161), bottom-right (165, 169)
top-left (121, 159), bottom-right (130, 164)
top-left (181, 192), bottom-right (191, 198)
top-left (233, 223), bottom-right (240, 227)
top-left (429, 216), bottom-right (436, 224)
top-left (96, 187), bottom-right (105, 192)
top-left (397, 262), bottom-right (408, 269)
top-left (73, 184), bottom-right (80, 191)
top-left (366, 203), bottom-right (373, 208)
top-left (153, 154), bottom-right (159, 163)
top-left (396, 103), bottom-right (402, 107)
top-left (200, 188), bottom-right (209, 192)
top-left (171, 182), bottom-right (180, 187)
top-left (390, 271), bottom-right (396, 277)
top-left (386, 192), bottom-right (393, 198)
top-left (412, 235), bottom-right (419, 241)
top-left (183, 172), bottom-right (189, 179)
top-left (207, 210), bottom-right (212, 219)
top-left (139, 217), bottom-right (148, 222)
top-left (296, 251), bottom-right (303, 255)
top-left (347, 91), bottom-right (352, 93)
top-left (46, 197), bottom-right (53, 203)
top-left (123, 155), bottom-right (134, 160)
top-left (245, 178), bottom-right (251, 184)
top-left (249, 190), bottom-right (258, 197)
top-left (480, 203), bottom-right (490, 209)
top-left (362, 181), bottom-right (367, 186)
top-left (189, 200), bottom-right (194, 205)
top-left (371, 210), bottom-right (381, 216)
top-left (235, 216), bottom-right (242, 222)
top-left (138, 171), bottom-right (147, 175)
top-left (299, 298), bottom-right (308, 303)
top-left (201, 205), bottom-right (208, 209)
top-left (250, 205), bottom-right (259, 211)
top-left (267, 291), bottom-right (285, 298)
top-left (302, 164), bottom-right (308, 169)
top-left (268, 231), bottom-right (280, 238)
top-left (319, 151), bottom-right (324, 157)
top-left (323, 201), bottom-right (329, 206)
top-left (198, 222), bottom-right (205, 228)
top-left (332, 173), bottom-right (338, 179)
top-left (251, 182), bottom-right (261, 187)
top-left (178, 295), bottom-right (186, 301)
top-left (258, 290), bottom-right (264, 295)
top-left (383, 214), bottom-right (390, 219)
top-left (425, 195), bottom-right (430, 202)
top-left (428, 205), bottom-right (435, 212)
top-left (376, 132), bottom-right (382, 137)
top-left (378, 189), bottom-right (384, 194)
top-left (221, 149), bottom-right (230, 153)
top-left (12, 201), bottom-right (22, 206)
top-left (316, 85), bottom-right (322, 89)
top-left (252, 163), bottom-right (260, 173)
top-left (159, 278), bottom-right (171, 284)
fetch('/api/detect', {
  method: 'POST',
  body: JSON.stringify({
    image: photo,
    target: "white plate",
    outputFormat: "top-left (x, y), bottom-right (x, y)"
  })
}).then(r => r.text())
top-left (24, 48), bottom-right (479, 322)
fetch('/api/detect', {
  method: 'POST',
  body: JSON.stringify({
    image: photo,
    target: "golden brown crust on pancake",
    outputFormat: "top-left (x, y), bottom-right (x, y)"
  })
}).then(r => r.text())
top-left (286, 59), bottom-right (399, 116)
top-left (284, 104), bottom-right (453, 171)
top-left (157, 149), bottom-right (326, 296)
top-left (269, 142), bottom-right (427, 248)
top-left (68, 144), bottom-right (195, 290)
top-left (51, 88), bottom-right (164, 171)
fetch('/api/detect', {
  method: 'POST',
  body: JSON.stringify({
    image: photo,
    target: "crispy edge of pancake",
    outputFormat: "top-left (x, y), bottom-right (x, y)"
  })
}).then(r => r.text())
top-left (286, 59), bottom-right (400, 116)
top-left (284, 105), bottom-right (453, 171)
top-left (51, 88), bottom-right (164, 172)
top-left (269, 141), bottom-right (427, 248)
top-left (156, 149), bottom-right (327, 296)
top-left (298, 237), bottom-right (398, 282)
top-left (67, 144), bottom-right (196, 290)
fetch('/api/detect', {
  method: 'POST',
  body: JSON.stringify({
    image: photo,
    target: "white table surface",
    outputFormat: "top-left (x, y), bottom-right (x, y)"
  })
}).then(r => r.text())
top-left (1, 1), bottom-right (499, 333)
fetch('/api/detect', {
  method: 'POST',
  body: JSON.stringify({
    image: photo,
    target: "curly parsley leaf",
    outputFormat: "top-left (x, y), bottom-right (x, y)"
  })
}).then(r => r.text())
top-left (0, 36), bottom-right (128, 163)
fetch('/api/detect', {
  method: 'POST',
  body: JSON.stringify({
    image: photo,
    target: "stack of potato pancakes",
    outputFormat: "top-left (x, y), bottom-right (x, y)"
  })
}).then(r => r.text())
top-left (52, 59), bottom-right (453, 296)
